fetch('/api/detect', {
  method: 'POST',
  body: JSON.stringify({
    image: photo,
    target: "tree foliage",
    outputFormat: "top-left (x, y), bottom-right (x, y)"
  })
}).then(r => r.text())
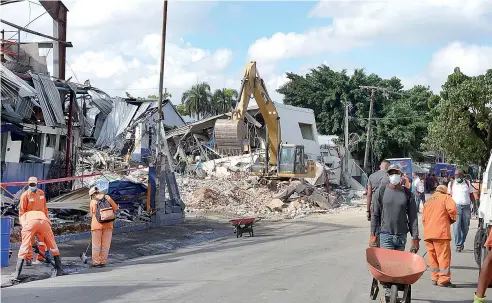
top-left (423, 68), bottom-right (492, 166)
top-left (181, 82), bottom-right (238, 118)
top-left (277, 65), bottom-right (433, 164)
top-left (277, 64), bottom-right (492, 168)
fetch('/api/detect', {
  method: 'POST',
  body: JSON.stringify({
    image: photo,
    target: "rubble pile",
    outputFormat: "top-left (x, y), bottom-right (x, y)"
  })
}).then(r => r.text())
top-left (179, 172), bottom-right (364, 220)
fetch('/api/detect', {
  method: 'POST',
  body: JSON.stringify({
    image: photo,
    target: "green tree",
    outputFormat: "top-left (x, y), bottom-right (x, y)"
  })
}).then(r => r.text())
top-left (277, 65), bottom-right (417, 164)
top-left (176, 104), bottom-right (189, 116)
top-left (423, 68), bottom-right (492, 166)
top-left (181, 82), bottom-right (212, 120)
top-left (211, 88), bottom-right (239, 115)
top-left (147, 90), bottom-right (172, 100)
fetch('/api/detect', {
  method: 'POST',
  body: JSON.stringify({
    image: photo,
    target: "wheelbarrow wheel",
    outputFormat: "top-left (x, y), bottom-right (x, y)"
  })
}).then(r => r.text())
top-left (389, 284), bottom-right (398, 303)
top-left (369, 278), bottom-right (378, 300)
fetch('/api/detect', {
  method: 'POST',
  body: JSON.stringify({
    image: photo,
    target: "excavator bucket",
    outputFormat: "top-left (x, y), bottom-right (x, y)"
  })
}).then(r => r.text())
top-left (214, 119), bottom-right (248, 152)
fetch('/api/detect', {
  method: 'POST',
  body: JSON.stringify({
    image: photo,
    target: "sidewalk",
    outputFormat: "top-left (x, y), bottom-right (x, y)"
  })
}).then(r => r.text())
top-left (1, 217), bottom-right (231, 288)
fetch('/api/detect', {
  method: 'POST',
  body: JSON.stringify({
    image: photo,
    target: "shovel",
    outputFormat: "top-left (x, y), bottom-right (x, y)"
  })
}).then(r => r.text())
top-left (79, 241), bottom-right (91, 264)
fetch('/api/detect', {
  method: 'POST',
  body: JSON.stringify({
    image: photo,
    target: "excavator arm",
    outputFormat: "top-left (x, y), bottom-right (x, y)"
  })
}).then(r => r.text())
top-left (215, 61), bottom-right (280, 165)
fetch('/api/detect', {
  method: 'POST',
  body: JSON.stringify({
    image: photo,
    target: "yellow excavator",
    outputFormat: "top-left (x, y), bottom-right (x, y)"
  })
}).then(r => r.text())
top-left (213, 61), bottom-right (316, 179)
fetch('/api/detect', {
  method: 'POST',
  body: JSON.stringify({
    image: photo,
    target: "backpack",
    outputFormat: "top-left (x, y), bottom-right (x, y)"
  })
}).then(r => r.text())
top-left (94, 195), bottom-right (116, 223)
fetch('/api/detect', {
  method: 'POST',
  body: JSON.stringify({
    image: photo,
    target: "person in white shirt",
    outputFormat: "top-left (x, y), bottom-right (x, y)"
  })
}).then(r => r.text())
top-left (448, 169), bottom-right (477, 252)
top-left (412, 173), bottom-right (425, 212)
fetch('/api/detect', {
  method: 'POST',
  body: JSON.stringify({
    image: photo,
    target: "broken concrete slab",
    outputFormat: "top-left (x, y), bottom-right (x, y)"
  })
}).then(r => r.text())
top-left (266, 199), bottom-right (285, 212)
top-left (308, 191), bottom-right (336, 210)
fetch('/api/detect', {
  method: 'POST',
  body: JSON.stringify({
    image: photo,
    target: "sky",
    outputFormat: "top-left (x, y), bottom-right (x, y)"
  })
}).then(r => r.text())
top-left (2, 0), bottom-right (492, 105)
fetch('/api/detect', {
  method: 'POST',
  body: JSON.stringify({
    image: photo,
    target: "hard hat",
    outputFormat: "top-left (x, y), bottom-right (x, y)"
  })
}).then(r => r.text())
top-left (436, 185), bottom-right (448, 194)
top-left (27, 176), bottom-right (38, 184)
top-left (88, 187), bottom-right (98, 196)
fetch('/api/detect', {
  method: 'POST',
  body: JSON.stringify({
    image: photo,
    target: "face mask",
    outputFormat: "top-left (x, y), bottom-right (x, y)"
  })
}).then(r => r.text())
top-left (29, 186), bottom-right (37, 192)
top-left (389, 174), bottom-right (401, 185)
top-left (456, 178), bottom-right (464, 183)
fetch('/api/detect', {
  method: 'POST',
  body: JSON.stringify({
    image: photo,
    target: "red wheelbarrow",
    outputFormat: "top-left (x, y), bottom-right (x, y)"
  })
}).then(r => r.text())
top-left (229, 218), bottom-right (259, 238)
top-left (366, 247), bottom-right (427, 303)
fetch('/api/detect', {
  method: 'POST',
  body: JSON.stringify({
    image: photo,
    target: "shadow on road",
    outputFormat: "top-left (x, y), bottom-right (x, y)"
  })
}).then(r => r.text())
top-left (116, 220), bottom-right (356, 268)
top-left (2, 283), bottom-right (178, 303)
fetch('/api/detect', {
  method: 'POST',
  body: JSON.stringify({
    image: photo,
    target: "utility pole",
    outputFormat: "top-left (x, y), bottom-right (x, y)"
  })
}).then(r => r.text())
top-left (154, 0), bottom-right (184, 224)
top-left (363, 88), bottom-right (375, 173)
top-left (344, 94), bottom-right (349, 173)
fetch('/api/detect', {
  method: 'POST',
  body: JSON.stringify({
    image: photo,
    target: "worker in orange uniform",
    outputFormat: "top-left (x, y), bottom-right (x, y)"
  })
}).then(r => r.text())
top-left (89, 187), bottom-right (119, 267)
top-left (13, 210), bottom-right (64, 280)
top-left (422, 185), bottom-right (457, 288)
top-left (19, 177), bottom-right (49, 266)
top-left (475, 226), bottom-right (492, 302)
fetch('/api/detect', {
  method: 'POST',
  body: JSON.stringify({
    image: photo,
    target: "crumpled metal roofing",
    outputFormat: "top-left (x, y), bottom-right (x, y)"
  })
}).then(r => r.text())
top-left (88, 89), bottom-right (113, 116)
top-left (1, 65), bottom-right (37, 98)
top-left (30, 73), bottom-right (65, 127)
top-left (95, 97), bottom-right (138, 147)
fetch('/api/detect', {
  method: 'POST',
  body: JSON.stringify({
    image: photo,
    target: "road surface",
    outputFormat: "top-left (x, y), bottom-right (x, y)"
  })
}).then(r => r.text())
top-left (1, 211), bottom-right (481, 303)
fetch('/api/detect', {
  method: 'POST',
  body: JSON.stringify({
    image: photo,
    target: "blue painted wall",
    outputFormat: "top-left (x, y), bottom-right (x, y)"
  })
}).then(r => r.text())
top-left (1, 162), bottom-right (51, 194)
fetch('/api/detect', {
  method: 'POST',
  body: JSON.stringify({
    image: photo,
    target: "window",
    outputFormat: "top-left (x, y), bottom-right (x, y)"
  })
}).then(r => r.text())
top-left (21, 134), bottom-right (41, 157)
top-left (298, 123), bottom-right (314, 141)
top-left (46, 134), bottom-right (56, 148)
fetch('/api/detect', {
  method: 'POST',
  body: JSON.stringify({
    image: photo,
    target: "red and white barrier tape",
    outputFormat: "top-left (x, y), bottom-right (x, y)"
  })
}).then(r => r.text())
top-left (0, 167), bottom-right (147, 187)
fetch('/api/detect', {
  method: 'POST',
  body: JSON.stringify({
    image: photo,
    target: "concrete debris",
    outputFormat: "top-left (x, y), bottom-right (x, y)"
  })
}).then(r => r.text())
top-left (178, 164), bottom-right (362, 220)
top-left (266, 199), bottom-right (285, 212)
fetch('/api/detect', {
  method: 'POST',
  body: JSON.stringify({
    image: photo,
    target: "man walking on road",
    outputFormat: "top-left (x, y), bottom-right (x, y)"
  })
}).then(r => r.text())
top-left (423, 185), bottom-right (457, 288)
top-left (370, 164), bottom-right (420, 298)
top-left (366, 159), bottom-right (390, 221)
top-left (448, 169), bottom-right (477, 252)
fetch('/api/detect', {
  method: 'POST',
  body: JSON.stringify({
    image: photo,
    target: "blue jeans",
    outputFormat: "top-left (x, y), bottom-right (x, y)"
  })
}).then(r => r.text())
top-left (379, 233), bottom-right (407, 251)
top-left (415, 193), bottom-right (425, 211)
top-left (453, 204), bottom-right (471, 248)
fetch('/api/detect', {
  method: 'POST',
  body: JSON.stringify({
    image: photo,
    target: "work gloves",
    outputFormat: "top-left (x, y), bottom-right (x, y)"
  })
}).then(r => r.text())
top-left (411, 239), bottom-right (420, 253)
top-left (369, 235), bottom-right (378, 247)
top-left (366, 211), bottom-right (371, 221)
top-left (474, 294), bottom-right (486, 303)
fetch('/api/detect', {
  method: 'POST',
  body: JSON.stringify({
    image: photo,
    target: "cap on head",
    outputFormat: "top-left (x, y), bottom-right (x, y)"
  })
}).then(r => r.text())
top-left (89, 187), bottom-right (98, 196)
top-left (27, 176), bottom-right (38, 185)
top-left (436, 185), bottom-right (448, 194)
top-left (387, 164), bottom-right (401, 175)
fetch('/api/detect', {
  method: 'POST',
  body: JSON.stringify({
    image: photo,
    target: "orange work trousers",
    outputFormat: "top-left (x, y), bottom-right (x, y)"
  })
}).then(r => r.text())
top-left (27, 233), bottom-right (46, 261)
top-left (91, 229), bottom-right (113, 265)
top-left (18, 219), bottom-right (59, 260)
top-left (425, 239), bottom-right (451, 284)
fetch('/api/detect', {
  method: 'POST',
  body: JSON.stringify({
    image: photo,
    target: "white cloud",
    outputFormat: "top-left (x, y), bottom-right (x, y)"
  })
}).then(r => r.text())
top-left (70, 51), bottom-right (140, 79)
top-left (401, 42), bottom-right (492, 92)
top-left (1, 0), bottom-right (230, 104)
top-left (249, 0), bottom-right (492, 63)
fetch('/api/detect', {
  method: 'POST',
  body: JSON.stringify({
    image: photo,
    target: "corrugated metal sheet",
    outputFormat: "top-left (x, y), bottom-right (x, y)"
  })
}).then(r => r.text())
top-left (1, 65), bottom-right (37, 98)
top-left (30, 73), bottom-right (65, 127)
top-left (95, 97), bottom-right (138, 147)
top-left (88, 90), bottom-right (112, 115)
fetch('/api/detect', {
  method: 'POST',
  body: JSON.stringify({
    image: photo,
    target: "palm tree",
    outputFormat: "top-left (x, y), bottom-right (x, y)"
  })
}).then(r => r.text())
top-left (211, 88), bottom-right (239, 115)
top-left (181, 82), bottom-right (212, 120)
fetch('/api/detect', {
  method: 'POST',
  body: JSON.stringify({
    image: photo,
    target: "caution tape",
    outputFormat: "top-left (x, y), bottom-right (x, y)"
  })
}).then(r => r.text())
top-left (0, 167), bottom-right (147, 187)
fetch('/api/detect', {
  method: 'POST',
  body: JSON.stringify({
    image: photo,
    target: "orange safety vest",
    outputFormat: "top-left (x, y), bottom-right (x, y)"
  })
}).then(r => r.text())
top-left (19, 189), bottom-right (49, 218)
top-left (422, 192), bottom-right (457, 240)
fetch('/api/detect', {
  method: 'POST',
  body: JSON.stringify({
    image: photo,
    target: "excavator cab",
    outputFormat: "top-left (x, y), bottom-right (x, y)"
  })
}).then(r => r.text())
top-left (278, 144), bottom-right (316, 178)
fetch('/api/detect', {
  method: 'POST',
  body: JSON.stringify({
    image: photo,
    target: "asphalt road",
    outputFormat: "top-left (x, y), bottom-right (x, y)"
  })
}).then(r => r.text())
top-left (1, 211), bottom-right (481, 303)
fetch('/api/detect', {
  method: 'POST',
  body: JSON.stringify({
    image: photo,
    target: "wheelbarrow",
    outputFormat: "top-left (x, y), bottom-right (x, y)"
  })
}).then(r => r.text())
top-left (366, 247), bottom-right (427, 303)
top-left (229, 218), bottom-right (258, 238)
